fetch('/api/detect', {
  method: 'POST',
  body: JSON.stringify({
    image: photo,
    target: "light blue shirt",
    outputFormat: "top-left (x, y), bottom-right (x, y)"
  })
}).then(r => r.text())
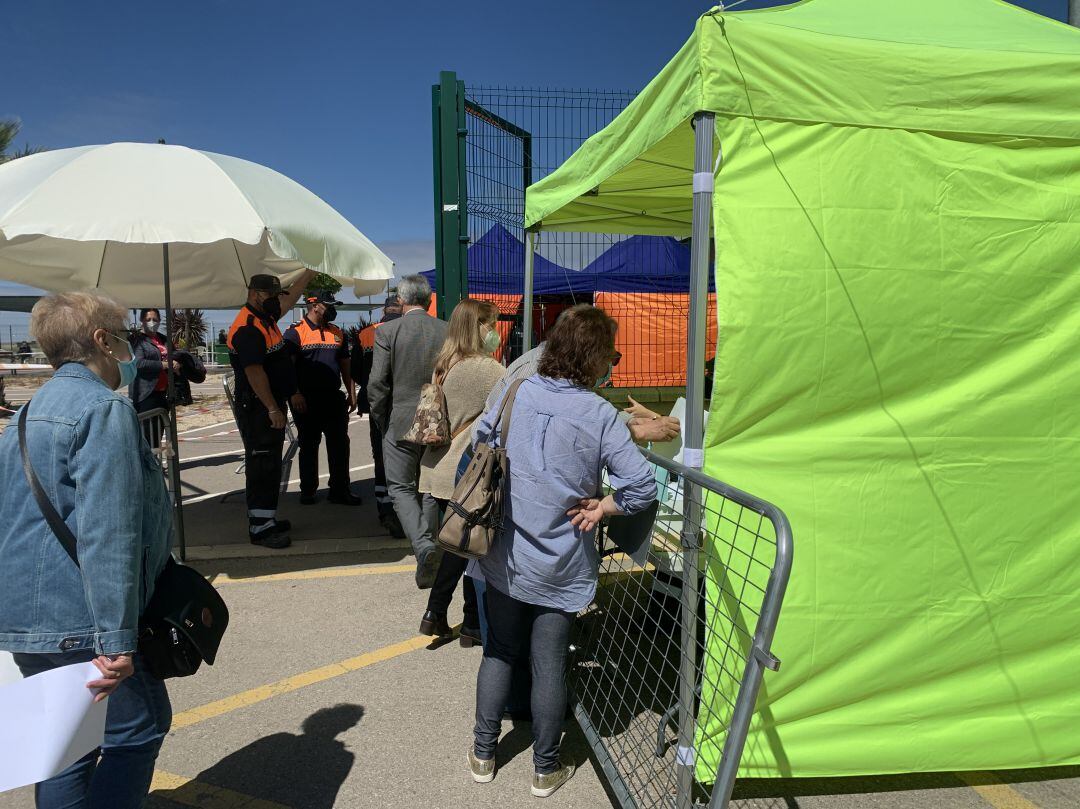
top-left (476, 375), bottom-right (657, 613)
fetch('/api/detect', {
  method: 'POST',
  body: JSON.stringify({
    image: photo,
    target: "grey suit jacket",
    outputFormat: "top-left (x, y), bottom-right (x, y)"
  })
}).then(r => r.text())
top-left (367, 310), bottom-right (448, 440)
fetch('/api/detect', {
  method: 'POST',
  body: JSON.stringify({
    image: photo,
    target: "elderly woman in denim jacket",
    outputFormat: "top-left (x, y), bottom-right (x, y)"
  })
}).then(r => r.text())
top-left (0, 292), bottom-right (173, 809)
top-left (467, 305), bottom-right (657, 798)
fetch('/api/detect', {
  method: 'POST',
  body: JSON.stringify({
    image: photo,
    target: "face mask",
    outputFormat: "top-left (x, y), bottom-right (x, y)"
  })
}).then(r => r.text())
top-left (143, 319), bottom-right (159, 333)
top-left (482, 327), bottom-right (501, 353)
top-left (105, 333), bottom-right (138, 389)
top-left (261, 296), bottom-right (283, 320)
top-left (595, 364), bottom-right (613, 388)
top-left (323, 305), bottom-right (338, 323)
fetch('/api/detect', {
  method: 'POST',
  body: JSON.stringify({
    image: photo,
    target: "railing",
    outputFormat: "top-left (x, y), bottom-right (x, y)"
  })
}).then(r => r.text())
top-left (221, 373), bottom-right (299, 490)
top-left (136, 407), bottom-right (186, 559)
top-left (571, 449), bottom-right (792, 809)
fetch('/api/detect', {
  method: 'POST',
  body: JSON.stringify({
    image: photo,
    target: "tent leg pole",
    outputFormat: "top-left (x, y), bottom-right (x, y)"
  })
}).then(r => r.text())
top-left (162, 243), bottom-right (187, 561)
top-left (677, 110), bottom-right (715, 809)
top-left (523, 230), bottom-right (536, 354)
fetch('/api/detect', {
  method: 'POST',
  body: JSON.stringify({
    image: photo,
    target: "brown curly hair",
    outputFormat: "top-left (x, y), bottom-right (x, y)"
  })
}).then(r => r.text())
top-left (538, 305), bottom-right (618, 388)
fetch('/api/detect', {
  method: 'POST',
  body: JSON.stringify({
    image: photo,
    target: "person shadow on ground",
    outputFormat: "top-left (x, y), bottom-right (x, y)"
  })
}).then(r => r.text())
top-left (155, 704), bottom-right (364, 809)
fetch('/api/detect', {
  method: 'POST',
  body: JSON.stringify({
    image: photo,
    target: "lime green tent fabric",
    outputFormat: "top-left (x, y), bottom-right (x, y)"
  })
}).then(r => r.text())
top-left (526, 0), bottom-right (1080, 781)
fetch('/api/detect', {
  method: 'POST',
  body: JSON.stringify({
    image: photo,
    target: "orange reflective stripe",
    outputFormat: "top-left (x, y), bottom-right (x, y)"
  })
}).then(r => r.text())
top-left (227, 308), bottom-right (285, 354)
top-left (293, 319), bottom-right (343, 350)
top-left (359, 324), bottom-right (378, 349)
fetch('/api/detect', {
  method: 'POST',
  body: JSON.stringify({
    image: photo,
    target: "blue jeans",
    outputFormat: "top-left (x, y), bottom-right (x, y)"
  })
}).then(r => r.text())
top-left (14, 651), bottom-right (172, 809)
top-left (474, 585), bottom-right (574, 774)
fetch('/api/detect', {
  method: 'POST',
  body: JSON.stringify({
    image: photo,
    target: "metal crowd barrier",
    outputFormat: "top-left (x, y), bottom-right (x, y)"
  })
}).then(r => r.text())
top-left (222, 373), bottom-right (299, 491)
top-left (136, 407), bottom-right (186, 559)
top-left (572, 449), bottom-right (793, 809)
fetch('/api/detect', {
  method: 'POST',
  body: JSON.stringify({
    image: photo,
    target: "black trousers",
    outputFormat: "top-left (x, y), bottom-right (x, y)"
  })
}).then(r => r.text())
top-left (135, 391), bottom-right (169, 449)
top-left (367, 418), bottom-right (393, 517)
top-left (235, 393), bottom-right (286, 527)
top-left (427, 550), bottom-right (479, 627)
top-left (293, 389), bottom-right (350, 497)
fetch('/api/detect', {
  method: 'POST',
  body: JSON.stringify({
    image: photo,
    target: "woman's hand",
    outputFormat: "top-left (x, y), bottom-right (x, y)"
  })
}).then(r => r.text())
top-left (623, 395), bottom-right (660, 421)
top-left (87, 654), bottom-right (135, 703)
top-left (628, 415), bottom-right (681, 444)
top-left (568, 495), bottom-right (621, 532)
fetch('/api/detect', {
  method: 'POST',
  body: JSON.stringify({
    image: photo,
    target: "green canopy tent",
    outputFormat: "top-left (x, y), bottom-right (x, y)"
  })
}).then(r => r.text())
top-left (526, 0), bottom-right (1080, 786)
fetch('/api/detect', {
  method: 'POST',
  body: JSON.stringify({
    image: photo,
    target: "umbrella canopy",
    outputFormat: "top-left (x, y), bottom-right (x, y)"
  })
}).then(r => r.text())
top-left (0, 142), bottom-right (393, 307)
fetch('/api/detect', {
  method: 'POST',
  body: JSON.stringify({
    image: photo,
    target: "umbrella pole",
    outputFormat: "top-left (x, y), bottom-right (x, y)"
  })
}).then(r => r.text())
top-left (162, 243), bottom-right (187, 560)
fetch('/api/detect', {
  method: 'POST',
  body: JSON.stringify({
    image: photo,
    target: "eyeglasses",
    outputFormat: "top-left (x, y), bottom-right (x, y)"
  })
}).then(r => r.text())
top-left (612, 351), bottom-right (622, 367)
top-left (105, 331), bottom-right (133, 361)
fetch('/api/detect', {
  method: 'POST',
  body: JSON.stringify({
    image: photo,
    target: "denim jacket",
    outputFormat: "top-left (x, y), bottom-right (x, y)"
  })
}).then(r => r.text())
top-left (0, 363), bottom-right (173, 655)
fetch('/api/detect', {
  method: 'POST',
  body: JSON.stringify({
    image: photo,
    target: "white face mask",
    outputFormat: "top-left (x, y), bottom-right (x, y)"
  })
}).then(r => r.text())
top-left (143, 319), bottom-right (159, 333)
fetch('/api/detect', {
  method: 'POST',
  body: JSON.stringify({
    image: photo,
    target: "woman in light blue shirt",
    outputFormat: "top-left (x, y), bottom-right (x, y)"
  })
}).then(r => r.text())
top-left (467, 305), bottom-right (656, 798)
top-left (0, 292), bottom-right (173, 809)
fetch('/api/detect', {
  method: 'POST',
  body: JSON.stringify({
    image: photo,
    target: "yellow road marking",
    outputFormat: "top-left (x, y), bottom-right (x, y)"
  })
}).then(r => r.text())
top-left (957, 771), bottom-right (1041, 809)
top-left (171, 633), bottom-right (434, 729)
top-left (213, 563), bottom-right (415, 586)
top-left (151, 768), bottom-right (291, 809)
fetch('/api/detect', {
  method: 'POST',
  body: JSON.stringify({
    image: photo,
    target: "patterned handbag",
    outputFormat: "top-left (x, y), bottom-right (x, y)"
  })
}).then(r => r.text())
top-left (401, 366), bottom-right (454, 446)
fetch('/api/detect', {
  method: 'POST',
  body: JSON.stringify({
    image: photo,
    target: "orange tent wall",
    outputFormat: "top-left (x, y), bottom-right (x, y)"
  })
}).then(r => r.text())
top-left (593, 292), bottom-right (717, 388)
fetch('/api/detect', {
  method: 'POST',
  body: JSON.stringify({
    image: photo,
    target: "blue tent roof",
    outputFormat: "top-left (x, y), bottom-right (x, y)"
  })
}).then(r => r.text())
top-left (424, 227), bottom-right (712, 297)
top-left (423, 224), bottom-right (593, 297)
top-left (585, 236), bottom-right (715, 293)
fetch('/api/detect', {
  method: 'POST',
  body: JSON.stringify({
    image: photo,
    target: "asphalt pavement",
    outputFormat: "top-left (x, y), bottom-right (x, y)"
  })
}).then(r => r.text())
top-left (1, 381), bottom-right (1079, 808)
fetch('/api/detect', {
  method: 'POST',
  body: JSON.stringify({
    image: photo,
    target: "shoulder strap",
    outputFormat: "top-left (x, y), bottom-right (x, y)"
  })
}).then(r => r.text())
top-left (18, 403), bottom-right (80, 568)
top-left (496, 378), bottom-right (527, 448)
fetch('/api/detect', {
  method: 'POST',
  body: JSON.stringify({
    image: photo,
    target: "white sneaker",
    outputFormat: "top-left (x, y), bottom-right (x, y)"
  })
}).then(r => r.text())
top-left (531, 762), bottom-right (575, 797)
top-left (468, 748), bottom-right (495, 783)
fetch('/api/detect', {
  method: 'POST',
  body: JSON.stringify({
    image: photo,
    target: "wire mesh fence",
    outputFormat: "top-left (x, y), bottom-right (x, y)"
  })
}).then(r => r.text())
top-left (136, 407), bottom-right (186, 558)
top-left (573, 449), bottom-right (792, 809)
top-left (441, 84), bottom-right (715, 387)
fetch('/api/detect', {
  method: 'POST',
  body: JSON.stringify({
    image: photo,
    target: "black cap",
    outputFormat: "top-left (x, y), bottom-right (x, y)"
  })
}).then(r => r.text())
top-left (304, 290), bottom-right (343, 306)
top-left (248, 274), bottom-right (282, 294)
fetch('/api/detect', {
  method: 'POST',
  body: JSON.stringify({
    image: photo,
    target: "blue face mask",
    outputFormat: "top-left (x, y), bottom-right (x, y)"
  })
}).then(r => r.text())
top-left (596, 364), bottom-right (613, 388)
top-left (117, 354), bottom-right (138, 388)
top-left (106, 332), bottom-right (138, 389)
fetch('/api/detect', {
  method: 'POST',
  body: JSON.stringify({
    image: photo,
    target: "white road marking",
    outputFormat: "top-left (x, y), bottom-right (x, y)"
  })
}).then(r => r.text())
top-left (182, 463), bottom-right (375, 505)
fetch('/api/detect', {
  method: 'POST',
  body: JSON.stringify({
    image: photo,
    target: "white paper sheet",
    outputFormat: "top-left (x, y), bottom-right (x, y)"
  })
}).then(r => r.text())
top-left (0, 661), bottom-right (107, 793)
top-left (0, 652), bottom-right (21, 687)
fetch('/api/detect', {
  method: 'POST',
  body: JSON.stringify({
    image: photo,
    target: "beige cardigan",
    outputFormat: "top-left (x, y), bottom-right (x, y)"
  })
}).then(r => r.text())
top-left (418, 355), bottom-right (506, 499)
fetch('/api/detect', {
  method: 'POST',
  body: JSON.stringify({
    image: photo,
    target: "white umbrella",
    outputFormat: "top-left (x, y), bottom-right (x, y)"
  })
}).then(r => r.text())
top-left (0, 142), bottom-right (393, 307)
top-left (0, 142), bottom-right (394, 559)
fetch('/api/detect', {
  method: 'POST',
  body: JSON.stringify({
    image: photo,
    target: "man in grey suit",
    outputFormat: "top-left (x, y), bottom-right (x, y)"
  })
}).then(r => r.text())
top-left (367, 275), bottom-right (449, 588)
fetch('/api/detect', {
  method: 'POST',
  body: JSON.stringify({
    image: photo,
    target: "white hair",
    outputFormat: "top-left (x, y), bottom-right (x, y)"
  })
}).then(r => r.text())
top-left (397, 275), bottom-right (432, 308)
top-left (31, 291), bottom-right (127, 369)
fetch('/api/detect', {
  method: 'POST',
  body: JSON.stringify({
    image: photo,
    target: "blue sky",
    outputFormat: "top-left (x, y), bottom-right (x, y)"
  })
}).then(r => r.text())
top-left (1, 0), bottom-right (1071, 329)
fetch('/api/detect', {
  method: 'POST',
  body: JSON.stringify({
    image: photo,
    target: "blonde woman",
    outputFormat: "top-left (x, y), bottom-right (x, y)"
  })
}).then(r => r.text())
top-left (418, 299), bottom-right (506, 645)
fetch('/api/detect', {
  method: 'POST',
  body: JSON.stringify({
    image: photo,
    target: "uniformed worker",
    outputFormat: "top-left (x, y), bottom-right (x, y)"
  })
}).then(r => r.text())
top-left (353, 297), bottom-right (405, 537)
top-left (227, 270), bottom-right (314, 549)
top-left (284, 290), bottom-right (362, 506)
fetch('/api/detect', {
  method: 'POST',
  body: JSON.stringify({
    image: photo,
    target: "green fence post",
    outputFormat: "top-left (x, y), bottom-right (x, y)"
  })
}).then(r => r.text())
top-left (432, 71), bottom-right (468, 319)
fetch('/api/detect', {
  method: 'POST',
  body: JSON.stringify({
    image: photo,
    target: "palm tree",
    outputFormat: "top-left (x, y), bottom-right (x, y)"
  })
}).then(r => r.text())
top-left (0, 119), bottom-right (43, 411)
top-left (170, 309), bottom-right (208, 350)
top-left (0, 119), bottom-right (42, 164)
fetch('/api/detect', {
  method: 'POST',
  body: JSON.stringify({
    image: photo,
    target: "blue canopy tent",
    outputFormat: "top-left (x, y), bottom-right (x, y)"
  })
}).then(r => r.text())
top-left (585, 235), bottom-right (715, 293)
top-left (423, 224), bottom-right (591, 297)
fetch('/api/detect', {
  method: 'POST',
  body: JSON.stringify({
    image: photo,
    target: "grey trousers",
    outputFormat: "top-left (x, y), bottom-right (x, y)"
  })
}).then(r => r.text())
top-left (382, 430), bottom-right (439, 559)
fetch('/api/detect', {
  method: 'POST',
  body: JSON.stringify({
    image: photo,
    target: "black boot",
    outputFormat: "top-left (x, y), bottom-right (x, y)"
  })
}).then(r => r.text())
top-left (419, 610), bottom-right (453, 638)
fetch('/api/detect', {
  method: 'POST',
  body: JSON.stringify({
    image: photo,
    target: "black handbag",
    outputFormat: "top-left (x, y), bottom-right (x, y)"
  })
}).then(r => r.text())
top-left (18, 402), bottom-right (228, 679)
